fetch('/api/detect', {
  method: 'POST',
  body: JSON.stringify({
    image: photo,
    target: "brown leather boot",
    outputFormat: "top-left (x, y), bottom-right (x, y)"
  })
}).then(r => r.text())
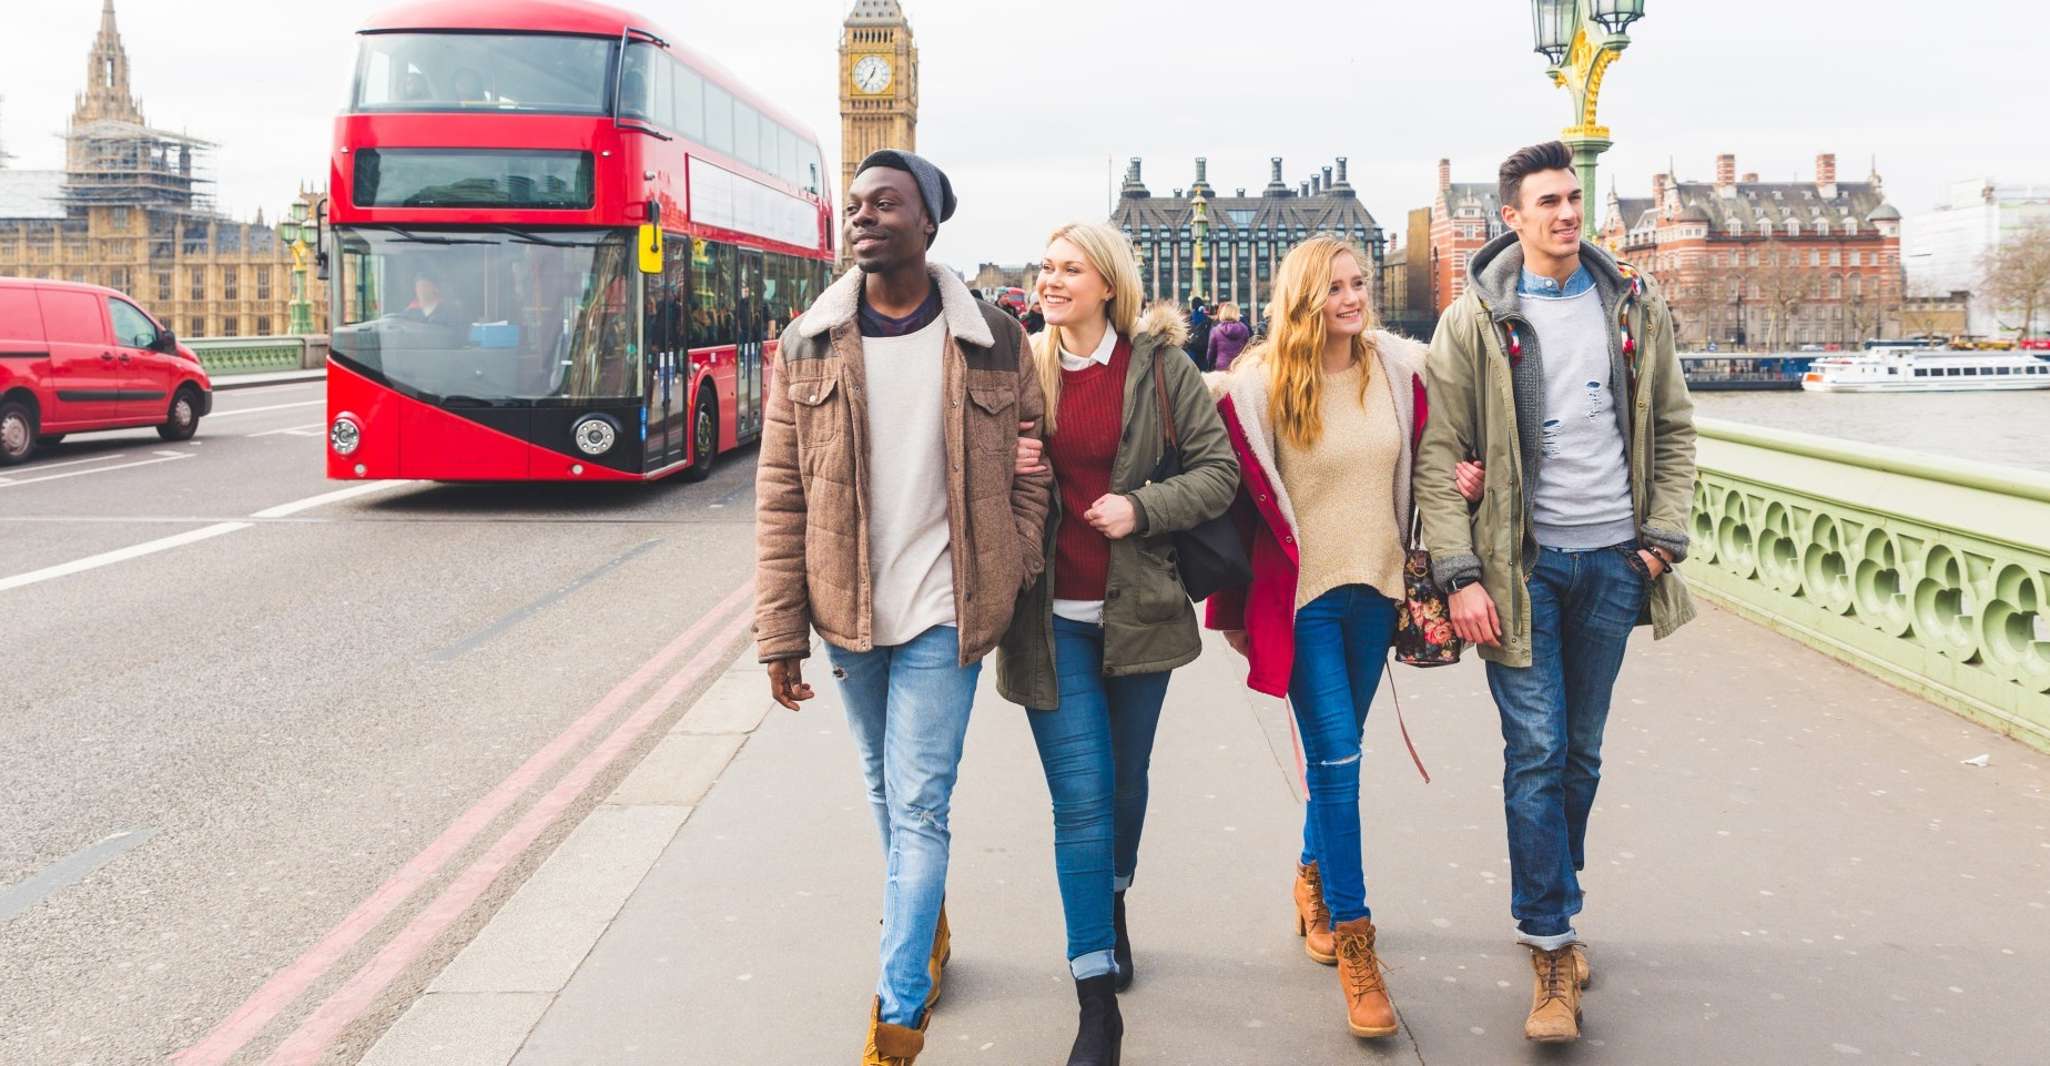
top-left (1524, 946), bottom-right (1582, 1043)
top-left (924, 905), bottom-right (950, 1011)
top-left (1570, 941), bottom-right (1591, 989)
top-left (1332, 917), bottom-right (1399, 1038)
top-left (1293, 863), bottom-right (1337, 965)
top-left (862, 996), bottom-right (928, 1065)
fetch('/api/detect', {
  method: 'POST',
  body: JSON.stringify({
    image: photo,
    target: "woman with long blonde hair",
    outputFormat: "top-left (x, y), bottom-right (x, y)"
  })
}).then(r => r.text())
top-left (1205, 235), bottom-right (1480, 1041)
top-left (996, 221), bottom-right (1238, 1065)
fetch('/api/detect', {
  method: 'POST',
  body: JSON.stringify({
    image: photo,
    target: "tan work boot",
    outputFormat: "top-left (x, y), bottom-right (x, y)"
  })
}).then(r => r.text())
top-left (1524, 946), bottom-right (1582, 1043)
top-left (924, 904), bottom-right (951, 1011)
top-left (862, 996), bottom-right (928, 1065)
top-left (1293, 863), bottom-right (1338, 965)
top-left (1570, 941), bottom-right (1591, 989)
top-left (1332, 917), bottom-right (1399, 1038)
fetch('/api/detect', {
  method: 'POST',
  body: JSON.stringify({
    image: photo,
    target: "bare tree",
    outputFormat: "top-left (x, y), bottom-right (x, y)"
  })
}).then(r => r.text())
top-left (1753, 238), bottom-right (1819, 349)
top-left (1842, 269), bottom-right (1902, 347)
top-left (1981, 218), bottom-right (2050, 341)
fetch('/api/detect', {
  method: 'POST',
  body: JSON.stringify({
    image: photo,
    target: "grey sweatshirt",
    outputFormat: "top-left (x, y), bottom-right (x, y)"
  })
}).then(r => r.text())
top-left (1520, 287), bottom-right (1635, 549)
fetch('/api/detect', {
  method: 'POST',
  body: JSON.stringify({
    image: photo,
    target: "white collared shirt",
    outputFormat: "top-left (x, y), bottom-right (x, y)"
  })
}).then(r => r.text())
top-left (1057, 325), bottom-right (1118, 372)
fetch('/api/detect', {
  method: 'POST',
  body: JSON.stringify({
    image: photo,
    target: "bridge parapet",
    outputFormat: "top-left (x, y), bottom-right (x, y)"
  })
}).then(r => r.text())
top-left (184, 335), bottom-right (329, 376)
top-left (1690, 418), bottom-right (2050, 751)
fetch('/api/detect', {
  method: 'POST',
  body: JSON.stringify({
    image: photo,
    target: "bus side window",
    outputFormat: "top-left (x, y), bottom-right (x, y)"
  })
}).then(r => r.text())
top-left (691, 239), bottom-right (736, 349)
top-left (673, 60), bottom-right (705, 142)
top-left (666, 237), bottom-right (690, 354)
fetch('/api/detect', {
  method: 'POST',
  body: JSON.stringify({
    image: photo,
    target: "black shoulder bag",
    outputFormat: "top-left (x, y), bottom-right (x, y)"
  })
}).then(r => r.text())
top-left (1148, 350), bottom-right (1252, 603)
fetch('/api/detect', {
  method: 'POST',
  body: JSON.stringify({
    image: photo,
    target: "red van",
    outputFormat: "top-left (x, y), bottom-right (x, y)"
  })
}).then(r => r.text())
top-left (0, 278), bottom-right (212, 465)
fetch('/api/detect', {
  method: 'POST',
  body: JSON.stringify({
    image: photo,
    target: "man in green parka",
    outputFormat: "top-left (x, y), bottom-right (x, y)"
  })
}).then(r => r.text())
top-left (1414, 140), bottom-right (1698, 1045)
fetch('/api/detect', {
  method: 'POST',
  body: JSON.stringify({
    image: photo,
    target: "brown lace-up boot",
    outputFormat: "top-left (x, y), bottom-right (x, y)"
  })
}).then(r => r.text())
top-left (1570, 941), bottom-right (1591, 989)
top-left (924, 905), bottom-right (950, 1010)
top-left (1293, 863), bottom-right (1337, 965)
top-left (1524, 946), bottom-right (1582, 1043)
top-left (1331, 917), bottom-right (1399, 1038)
top-left (862, 996), bottom-right (928, 1065)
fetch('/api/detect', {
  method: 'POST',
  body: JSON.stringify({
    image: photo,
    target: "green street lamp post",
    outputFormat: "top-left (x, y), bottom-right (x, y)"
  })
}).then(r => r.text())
top-left (1530, 0), bottom-right (1646, 238)
top-left (278, 200), bottom-right (315, 336)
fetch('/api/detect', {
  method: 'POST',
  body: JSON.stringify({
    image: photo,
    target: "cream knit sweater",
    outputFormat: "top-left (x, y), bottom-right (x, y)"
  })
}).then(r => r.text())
top-left (1276, 360), bottom-right (1406, 609)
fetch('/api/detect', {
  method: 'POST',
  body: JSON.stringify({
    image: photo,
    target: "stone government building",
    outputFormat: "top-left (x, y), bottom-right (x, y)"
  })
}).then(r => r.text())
top-left (0, 1), bottom-right (325, 339)
top-left (1110, 157), bottom-right (1384, 333)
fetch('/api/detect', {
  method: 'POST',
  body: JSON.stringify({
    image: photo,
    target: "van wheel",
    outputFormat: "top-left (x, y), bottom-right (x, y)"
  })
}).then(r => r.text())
top-left (0, 399), bottom-right (35, 466)
top-left (681, 394), bottom-right (717, 483)
top-left (158, 387), bottom-right (200, 441)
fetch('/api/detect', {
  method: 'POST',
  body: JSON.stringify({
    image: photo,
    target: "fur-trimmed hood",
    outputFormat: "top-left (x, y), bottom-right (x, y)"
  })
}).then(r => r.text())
top-left (1205, 329), bottom-right (1427, 538)
top-left (794, 262), bottom-right (993, 348)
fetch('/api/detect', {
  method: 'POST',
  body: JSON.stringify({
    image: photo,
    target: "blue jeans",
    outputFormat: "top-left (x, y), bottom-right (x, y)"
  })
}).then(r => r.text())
top-left (824, 625), bottom-right (982, 1027)
top-left (1026, 616), bottom-right (1171, 980)
top-left (1485, 545), bottom-right (1645, 944)
top-left (1288, 585), bottom-right (1397, 926)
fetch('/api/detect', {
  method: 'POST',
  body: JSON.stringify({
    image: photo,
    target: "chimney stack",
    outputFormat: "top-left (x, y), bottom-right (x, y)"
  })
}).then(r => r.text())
top-left (1816, 152), bottom-right (1838, 197)
top-left (1716, 153), bottom-right (1736, 187)
top-left (1742, 171), bottom-right (1759, 183)
top-left (1437, 158), bottom-right (1452, 192)
top-left (1336, 157), bottom-right (1350, 185)
top-left (1195, 157), bottom-right (1208, 184)
top-left (1265, 157), bottom-right (1289, 197)
top-left (1271, 158), bottom-right (1284, 183)
top-left (1300, 180), bottom-right (1311, 197)
top-left (1652, 172), bottom-right (1668, 203)
top-left (1322, 165), bottom-right (1334, 189)
top-left (1120, 157), bottom-right (1150, 199)
top-left (1311, 174), bottom-right (1322, 195)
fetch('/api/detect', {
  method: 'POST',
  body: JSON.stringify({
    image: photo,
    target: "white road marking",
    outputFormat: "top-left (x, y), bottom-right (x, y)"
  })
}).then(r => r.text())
top-left (206, 400), bottom-right (325, 419)
top-left (7, 451), bottom-right (138, 473)
top-left (249, 422), bottom-right (325, 438)
top-left (0, 482), bottom-right (414, 593)
top-left (0, 522), bottom-right (251, 593)
top-left (249, 480), bottom-right (417, 519)
top-left (0, 451), bottom-right (193, 489)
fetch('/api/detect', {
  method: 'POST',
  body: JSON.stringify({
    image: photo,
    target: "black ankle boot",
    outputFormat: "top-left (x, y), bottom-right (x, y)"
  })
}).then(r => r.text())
top-left (1066, 972), bottom-right (1123, 1066)
top-left (1112, 890), bottom-right (1133, 992)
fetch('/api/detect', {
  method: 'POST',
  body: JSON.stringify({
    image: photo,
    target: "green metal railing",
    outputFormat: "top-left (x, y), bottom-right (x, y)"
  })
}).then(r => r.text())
top-left (1689, 418), bottom-right (2050, 751)
top-left (185, 336), bottom-right (309, 377)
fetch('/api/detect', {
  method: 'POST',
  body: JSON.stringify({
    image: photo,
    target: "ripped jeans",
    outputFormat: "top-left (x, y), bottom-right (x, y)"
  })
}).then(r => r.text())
top-left (824, 625), bottom-right (981, 1027)
top-left (1288, 584), bottom-right (1397, 927)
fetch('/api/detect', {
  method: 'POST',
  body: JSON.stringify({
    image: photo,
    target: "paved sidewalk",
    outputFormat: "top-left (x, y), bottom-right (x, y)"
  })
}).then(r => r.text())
top-left (213, 369), bottom-right (325, 390)
top-left (363, 604), bottom-right (2050, 1064)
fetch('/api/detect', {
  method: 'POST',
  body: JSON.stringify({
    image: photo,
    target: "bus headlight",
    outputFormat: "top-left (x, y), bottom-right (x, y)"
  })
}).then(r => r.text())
top-left (330, 414), bottom-right (362, 456)
top-left (572, 415), bottom-right (618, 456)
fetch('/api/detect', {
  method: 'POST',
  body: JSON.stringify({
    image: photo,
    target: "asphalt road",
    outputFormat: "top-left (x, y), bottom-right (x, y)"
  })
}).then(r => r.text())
top-left (0, 381), bottom-right (760, 1064)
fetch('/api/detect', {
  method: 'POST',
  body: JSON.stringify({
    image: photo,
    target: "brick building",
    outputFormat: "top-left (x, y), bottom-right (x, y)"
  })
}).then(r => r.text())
top-left (1600, 153), bottom-right (1904, 349)
top-left (1109, 156), bottom-right (1383, 332)
top-left (0, 1), bottom-right (324, 338)
top-left (1377, 206), bottom-right (1437, 340)
top-left (1428, 158), bottom-right (1507, 315)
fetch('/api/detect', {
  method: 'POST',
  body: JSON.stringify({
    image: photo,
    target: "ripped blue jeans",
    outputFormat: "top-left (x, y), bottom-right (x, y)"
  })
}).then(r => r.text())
top-left (1288, 585), bottom-right (1397, 927)
top-left (824, 625), bottom-right (981, 1027)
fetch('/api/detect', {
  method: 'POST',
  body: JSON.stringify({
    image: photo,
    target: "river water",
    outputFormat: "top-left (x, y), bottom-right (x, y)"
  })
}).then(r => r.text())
top-left (1693, 390), bottom-right (2050, 474)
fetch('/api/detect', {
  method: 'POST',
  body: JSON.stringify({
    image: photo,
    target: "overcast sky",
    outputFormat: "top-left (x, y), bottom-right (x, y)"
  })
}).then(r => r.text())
top-left (3, 0), bottom-right (2045, 268)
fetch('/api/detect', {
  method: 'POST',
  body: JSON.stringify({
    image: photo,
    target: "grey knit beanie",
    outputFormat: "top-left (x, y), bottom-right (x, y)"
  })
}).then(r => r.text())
top-left (856, 150), bottom-right (957, 245)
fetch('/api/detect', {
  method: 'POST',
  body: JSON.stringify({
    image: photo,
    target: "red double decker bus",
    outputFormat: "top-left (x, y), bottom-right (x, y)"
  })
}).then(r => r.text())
top-left (323, 0), bottom-right (834, 482)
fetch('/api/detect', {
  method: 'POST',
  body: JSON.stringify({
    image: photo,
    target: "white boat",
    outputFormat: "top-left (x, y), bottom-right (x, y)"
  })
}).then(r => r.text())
top-left (1800, 350), bottom-right (2050, 393)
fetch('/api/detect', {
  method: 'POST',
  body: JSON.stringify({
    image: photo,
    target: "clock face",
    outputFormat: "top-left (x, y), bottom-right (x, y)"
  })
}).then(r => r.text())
top-left (853, 54), bottom-right (893, 94)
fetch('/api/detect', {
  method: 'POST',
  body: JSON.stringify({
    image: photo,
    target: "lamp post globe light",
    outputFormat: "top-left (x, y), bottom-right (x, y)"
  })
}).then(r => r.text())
top-left (1530, 0), bottom-right (1647, 238)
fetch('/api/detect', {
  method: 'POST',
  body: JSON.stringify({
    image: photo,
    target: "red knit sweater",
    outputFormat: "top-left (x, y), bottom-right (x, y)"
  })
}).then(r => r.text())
top-left (1050, 337), bottom-right (1132, 602)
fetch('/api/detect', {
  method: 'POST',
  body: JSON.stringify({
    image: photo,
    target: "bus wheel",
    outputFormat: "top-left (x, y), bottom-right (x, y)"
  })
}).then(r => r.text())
top-left (682, 395), bottom-right (717, 483)
top-left (0, 399), bottom-right (35, 466)
top-left (158, 386), bottom-right (201, 442)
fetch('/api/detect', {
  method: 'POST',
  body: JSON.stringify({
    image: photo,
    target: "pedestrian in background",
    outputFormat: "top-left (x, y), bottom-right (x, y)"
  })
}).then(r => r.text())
top-left (754, 149), bottom-right (1053, 1066)
top-left (1415, 139), bottom-right (1697, 1044)
top-left (1207, 300), bottom-right (1251, 371)
top-left (1187, 296), bottom-right (1215, 370)
top-left (1206, 234), bottom-right (1483, 1042)
top-left (997, 222), bottom-right (1238, 1066)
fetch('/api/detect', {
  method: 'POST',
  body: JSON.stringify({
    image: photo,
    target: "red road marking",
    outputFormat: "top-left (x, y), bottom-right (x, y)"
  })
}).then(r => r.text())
top-left (173, 581), bottom-right (756, 1065)
top-left (262, 603), bottom-right (757, 1064)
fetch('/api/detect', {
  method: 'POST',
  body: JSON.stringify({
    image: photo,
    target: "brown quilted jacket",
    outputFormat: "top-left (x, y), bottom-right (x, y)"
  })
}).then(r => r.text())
top-left (754, 265), bottom-right (1053, 666)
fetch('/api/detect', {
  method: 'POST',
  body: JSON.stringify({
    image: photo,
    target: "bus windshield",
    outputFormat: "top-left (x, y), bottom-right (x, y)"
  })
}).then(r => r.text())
top-left (352, 33), bottom-right (613, 114)
top-left (331, 227), bottom-right (640, 404)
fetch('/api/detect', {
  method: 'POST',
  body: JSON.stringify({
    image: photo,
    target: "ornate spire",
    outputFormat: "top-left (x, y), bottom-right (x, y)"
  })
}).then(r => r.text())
top-left (75, 0), bottom-right (143, 127)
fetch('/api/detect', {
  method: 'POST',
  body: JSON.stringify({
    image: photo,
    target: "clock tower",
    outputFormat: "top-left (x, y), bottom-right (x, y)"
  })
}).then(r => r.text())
top-left (838, 0), bottom-right (919, 264)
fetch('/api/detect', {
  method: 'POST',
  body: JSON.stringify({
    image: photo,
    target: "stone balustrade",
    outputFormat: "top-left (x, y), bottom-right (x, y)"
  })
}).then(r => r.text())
top-left (1688, 417), bottom-right (2050, 751)
top-left (184, 335), bottom-right (328, 376)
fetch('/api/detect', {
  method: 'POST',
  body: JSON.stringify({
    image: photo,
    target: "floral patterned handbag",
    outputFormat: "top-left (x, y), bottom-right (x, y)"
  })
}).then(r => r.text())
top-left (1392, 510), bottom-right (1465, 667)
